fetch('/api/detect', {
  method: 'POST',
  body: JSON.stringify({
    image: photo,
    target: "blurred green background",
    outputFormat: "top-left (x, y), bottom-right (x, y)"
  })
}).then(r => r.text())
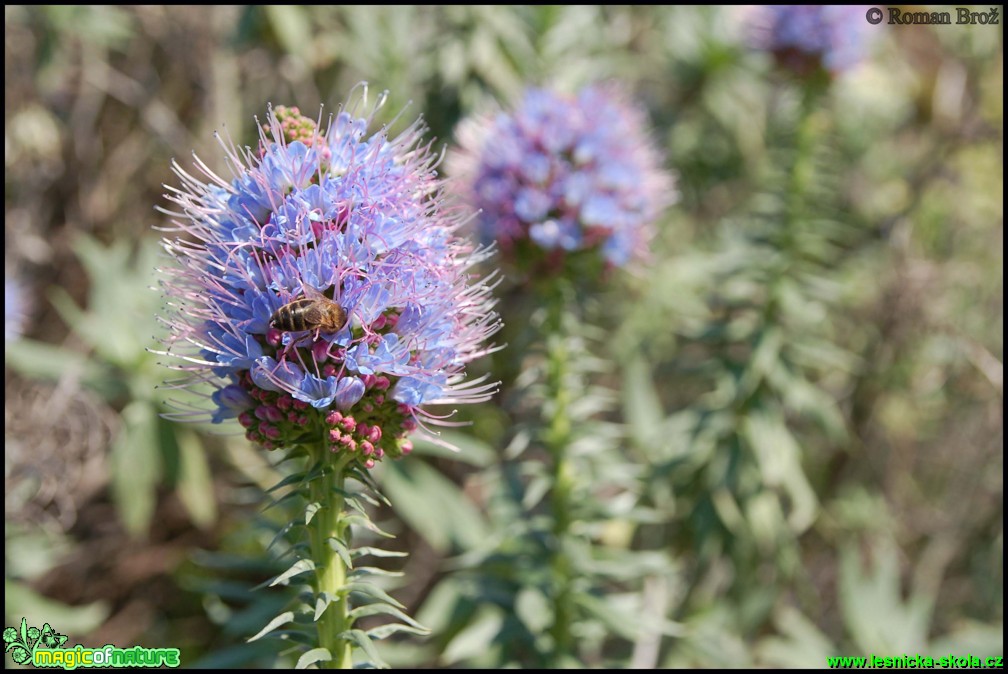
top-left (4, 5), bottom-right (1002, 668)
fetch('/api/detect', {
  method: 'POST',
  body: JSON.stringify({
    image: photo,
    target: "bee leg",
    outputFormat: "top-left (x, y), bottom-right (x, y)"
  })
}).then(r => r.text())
top-left (280, 332), bottom-right (311, 356)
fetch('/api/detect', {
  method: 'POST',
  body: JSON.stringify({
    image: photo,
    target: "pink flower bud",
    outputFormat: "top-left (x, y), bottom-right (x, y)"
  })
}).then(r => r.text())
top-left (312, 340), bottom-right (330, 364)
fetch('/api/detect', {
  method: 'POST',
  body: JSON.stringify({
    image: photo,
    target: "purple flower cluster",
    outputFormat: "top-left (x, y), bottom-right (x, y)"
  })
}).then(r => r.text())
top-left (449, 85), bottom-right (675, 269)
top-left (744, 5), bottom-right (873, 75)
top-left (5, 275), bottom-right (27, 342)
top-left (159, 93), bottom-right (499, 466)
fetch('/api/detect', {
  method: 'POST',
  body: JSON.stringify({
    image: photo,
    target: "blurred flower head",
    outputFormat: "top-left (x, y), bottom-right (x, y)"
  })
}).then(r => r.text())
top-left (158, 89), bottom-right (500, 466)
top-left (5, 275), bottom-right (28, 342)
top-left (448, 85), bottom-right (675, 272)
top-left (743, 5), bottom-right (874, 76)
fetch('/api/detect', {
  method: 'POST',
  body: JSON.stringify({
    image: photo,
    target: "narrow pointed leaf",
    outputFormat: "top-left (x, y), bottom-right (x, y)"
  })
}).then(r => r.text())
top-left (266, 471), bottom-right (309, 493)
top-left (351, 546), bottom-right (408, 560)
top-left (366, 623), bottom-right (432, 640)
top-left (349, 603), bottom-right (428, 632)
top-left (314, 592), bottom-right (335, 622)
top-left (266, 521), bottom-right (297, 553)
top-left (345, 581), bottom-right (406, 609)
top-left (344, 514), bottom-right (395, 538)
top-left (305, 501), bottom-right (322, 526)
top-left (268, 558), bottom-right (315, 587)
top-left (247, 611), bottom-right (295, 642)
top-left (296, 647), bottom-right (332, 669)
top-left (340, 629), bottom-right (386, 669)
top-left (349, 566), bottom-right (404, 579)
top-left (328, 538), bottom-right (353, 570)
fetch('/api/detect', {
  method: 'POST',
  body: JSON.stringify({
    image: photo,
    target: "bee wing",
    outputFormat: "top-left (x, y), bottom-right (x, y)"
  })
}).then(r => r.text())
top-left (302, 283), bottom-right (344, 303)
top-left (301, 284), bottom-right (326, 301)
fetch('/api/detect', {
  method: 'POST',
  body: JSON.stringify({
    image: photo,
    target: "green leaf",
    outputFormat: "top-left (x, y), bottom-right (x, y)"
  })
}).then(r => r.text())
top-left (349, 566), bottom-right (404, 579)
top-left (3, 339), bottom-right (117, 398)
top-left (267, 471), bottom-right (310, 493)
top-left (623, 354), bottom-right (666, 451)
top-left (574, 591), bottom-right (647, 641)
top-left (345, 582), bottom-right (406, 610)
top-left (351, 546), bottom-right (408, 560)
top-left (344, 514), bottom-right (395, 539)
top-left (738, 327), bottom-right (784, 398)
top-left (305, 502), bottom-right (321, 526)
top-left (266, 522), bottom-right (297, 553)
top-left (269, 559), bottom-right (316, 587)
top-left (247, 611), bottom-right (295, 642)
top-left (174, 427), bottom-right (216, 529)
top-left (263, 5), bottom-right (312, 60)
top-left (840, 538), bottom-right (933, 654)
top-left (328, 538), bottom-right (353, 570)
top-left (348, 603), bottom-right (428, 633)
top-left (343, 494), bottom-right (369, 516)
top-left (263, 488), bottom-right (306, 513)
top-left (57, 236), bottom-right (163, 370)
top-left (740, 410), bottom-right (818, 533)
top-left (380, 459), bottom-right (488, 553)
top-left (347, 489), bottom-right (386, 510)
top-left (407, 431), bottom-right (497, 467)
top-left (4, 525), bottom-right (72, 581)
top-left (756, 605), bottom-right (835, 667)
top-left (3, 580), bottom-right (108, 637)
top-left (339, 629), bottom-right (386, 668)
top-left (520, 473), bottom-right (551, 511)
top-left (711, 487), bottom-right (746, 535)
top-left (295, 647), bottom-right (331, 669)
top-left (441, 607), bottom-right (504, 666)
top-left (514, 587), bottom-right (552, 634)
top-left (930, 621), bottom-right (1006, 656)
top-left (366, 623), bottom-right (432, 640)
top-left (111, 401), bottom-right (162, 536)
top-left (314, 593), bottom-right (335, 622)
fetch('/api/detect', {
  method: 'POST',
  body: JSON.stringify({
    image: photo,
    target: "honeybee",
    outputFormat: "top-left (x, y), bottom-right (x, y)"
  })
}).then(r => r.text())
top-left (269, 286), bottom-right (348, 334)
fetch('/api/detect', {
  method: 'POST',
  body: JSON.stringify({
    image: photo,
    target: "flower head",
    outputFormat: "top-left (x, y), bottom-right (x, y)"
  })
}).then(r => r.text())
top-left (5, 275), bottom-right (28, 342)
top-left (743, 5), bottom-right (873, 76)
top-left (448, 85), bottom-right (675, 272)
top-left (159, 88), bottom-right (500, 465)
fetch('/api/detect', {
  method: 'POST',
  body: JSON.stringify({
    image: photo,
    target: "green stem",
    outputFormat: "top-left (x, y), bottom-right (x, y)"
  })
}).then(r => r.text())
top-left (543, 287), bottom-right (575, 665)
top-left (741, 88), bottom-right (820, 413)
top-left (308, 452), bottom-right (354, 669)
